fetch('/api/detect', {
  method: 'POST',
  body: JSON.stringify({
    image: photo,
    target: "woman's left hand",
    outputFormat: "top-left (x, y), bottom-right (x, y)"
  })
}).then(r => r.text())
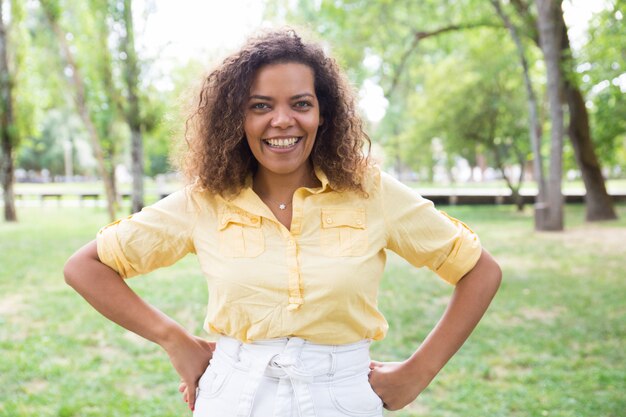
top-left (368, 360), bottom-right (428, 411)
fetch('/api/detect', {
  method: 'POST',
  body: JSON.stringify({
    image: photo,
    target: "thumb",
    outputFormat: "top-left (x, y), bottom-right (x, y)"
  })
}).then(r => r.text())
top-left (370, 360), bottom-right (383, 369)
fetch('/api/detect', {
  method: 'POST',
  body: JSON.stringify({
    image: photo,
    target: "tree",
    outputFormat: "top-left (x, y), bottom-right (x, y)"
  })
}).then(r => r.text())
top-left (17, 109), bottom-right (85, 177)
top-left (40, 0), bottom-right (118, 221)
top-left (279, 0), bottom-right (619, 226)
top-left (579, 0), bottom-right (626, 178)
top-left (512, 0), bottom-right (618, 221)
top-left (273, 0), bottom-right (502, 175)
top-left (120, 0), bottom-right (144, 213)
top-left (0, 0), bottom-right (24, 222)
top-left (411, 33), bottom-right (532, 210)
top-left (536, 0), bottom-right (564, 231)
top-left (491, 0), bottom-right (548, 227)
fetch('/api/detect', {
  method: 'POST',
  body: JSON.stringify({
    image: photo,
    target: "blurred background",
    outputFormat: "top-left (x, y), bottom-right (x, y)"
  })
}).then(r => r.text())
top-left (0, 1), bottom-right (624, 416)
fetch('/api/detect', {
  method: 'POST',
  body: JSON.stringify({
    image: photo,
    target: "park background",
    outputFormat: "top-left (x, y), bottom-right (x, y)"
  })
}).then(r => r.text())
top-left (0, 0), bottom-right (624, 416)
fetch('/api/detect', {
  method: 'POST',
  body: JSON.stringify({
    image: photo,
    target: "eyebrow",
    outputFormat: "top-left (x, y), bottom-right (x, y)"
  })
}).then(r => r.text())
top-left (248, 93), bottom-right (315, 101)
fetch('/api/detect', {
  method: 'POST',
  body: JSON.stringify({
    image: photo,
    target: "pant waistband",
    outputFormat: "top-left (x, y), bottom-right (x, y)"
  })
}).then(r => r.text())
top-left (210, 336), bottom-right (372, 417)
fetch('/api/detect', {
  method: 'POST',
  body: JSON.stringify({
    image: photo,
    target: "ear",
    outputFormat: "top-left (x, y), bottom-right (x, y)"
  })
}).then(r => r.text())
top-left (319, 116), bottom-right (324, 126)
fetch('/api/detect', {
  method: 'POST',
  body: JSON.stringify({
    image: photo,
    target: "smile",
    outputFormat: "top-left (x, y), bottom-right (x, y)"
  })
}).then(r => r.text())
top-left (262, 137), bottom-right (303, 149)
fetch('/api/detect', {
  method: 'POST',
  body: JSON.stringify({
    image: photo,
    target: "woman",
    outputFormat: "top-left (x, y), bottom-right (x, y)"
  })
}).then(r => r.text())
top-left (64, 29), bottom-right (501, 416)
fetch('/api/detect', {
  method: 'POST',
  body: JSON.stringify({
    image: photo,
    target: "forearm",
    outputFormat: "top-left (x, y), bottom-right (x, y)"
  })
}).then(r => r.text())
top-left (406, 249), bottom-right (502, 382)
top-left (63, 240), bottom-right (188, 349)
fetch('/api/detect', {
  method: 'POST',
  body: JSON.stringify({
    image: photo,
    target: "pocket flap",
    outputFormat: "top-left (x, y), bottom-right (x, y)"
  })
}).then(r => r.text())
top-left (218, 208), bottom-right (262, 230)
top-left (321, 208), bottom-right (366, 229)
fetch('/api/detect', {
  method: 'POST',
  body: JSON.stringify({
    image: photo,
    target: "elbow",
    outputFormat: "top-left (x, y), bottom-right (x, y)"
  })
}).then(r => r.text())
top-left (492, 261), bottom-right (503, 293)
top-left (63, 254), bottom-right (80, 288)
top-left (461, 249), bottom-right (502, 296)
top-left (484, 252), bottom-right (503, 297)
top-left (64, 240), bottom-right (99, 288)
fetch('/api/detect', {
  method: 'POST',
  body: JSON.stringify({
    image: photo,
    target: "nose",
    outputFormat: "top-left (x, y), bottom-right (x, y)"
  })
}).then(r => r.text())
top-left (270, 106), bottom-right (294, 129)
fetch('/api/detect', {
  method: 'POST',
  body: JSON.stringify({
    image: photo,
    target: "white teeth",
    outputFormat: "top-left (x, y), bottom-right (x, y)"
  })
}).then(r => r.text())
top-left (264, 137), bottom-right (300, 148)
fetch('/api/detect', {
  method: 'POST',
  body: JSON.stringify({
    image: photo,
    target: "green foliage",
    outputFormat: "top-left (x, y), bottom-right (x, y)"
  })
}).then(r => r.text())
top-left (4, 0), bottom-right (33, 146)
top-left (8, 0), bottom-right (626, 183)
top-left (270, 0), bottom-right (626, 183)
top-left (15, 0), bottom-right (174, 179)
top-left (16, 110), bottom-right (77, 176)
top-left (579, 0), bottom-right (626, 176)
top-left (277, 0), bottom-right (534, 182)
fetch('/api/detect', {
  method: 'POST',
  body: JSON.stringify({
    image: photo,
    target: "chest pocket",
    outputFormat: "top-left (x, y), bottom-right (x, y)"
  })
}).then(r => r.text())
top-left (218, 209), bottom-right (264, 258)
top-left (320, 208), bottom-right (368, 257)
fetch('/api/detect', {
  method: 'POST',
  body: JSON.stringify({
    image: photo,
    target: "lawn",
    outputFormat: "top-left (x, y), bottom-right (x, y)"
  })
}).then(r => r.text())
top-left (1, 204), bottom-right (624, 417)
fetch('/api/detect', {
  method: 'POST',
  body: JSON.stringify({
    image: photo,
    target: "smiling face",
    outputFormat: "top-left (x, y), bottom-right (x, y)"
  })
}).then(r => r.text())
top-left (244, 62), bottom-right (321, 182)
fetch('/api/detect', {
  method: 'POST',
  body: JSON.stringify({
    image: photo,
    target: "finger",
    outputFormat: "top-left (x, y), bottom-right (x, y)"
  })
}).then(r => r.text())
top-left (370, 360), bottom-right (383, 369)
top-left (188, 383), bottom-right (196, 412)
top-left (179, 382), bottom-right (187, 393)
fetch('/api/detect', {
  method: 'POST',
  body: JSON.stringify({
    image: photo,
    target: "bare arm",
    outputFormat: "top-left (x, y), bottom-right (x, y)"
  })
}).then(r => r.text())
top-left (64, 240), bottom-right (213, 411)
top-left (369, 248), bottom-right (502, 410)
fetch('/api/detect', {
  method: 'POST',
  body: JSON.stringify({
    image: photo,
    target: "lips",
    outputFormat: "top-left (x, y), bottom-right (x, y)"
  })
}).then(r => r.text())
top-left (262, 137), bottom-right (303, 149)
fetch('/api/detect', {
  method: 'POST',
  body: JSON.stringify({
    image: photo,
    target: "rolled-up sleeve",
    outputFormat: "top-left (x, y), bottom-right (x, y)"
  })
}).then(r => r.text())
top-left (96, 188), bottom-right (198, 278)
top-left (381, 173), bottom-right (482, 285)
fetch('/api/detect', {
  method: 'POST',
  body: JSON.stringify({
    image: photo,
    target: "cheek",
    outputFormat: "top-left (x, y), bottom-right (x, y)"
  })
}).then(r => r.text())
top-left (243, 114), bottom-right (265, 137)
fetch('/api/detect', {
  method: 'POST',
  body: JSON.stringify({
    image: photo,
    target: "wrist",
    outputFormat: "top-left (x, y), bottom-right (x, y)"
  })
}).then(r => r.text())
top-left (156, 320), bottom-right (191, 352)
top-left (403, 354), bottom-right (440, 385)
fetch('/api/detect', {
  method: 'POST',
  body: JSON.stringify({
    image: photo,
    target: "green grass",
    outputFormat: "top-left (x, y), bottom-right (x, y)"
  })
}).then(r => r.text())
top-left (1, 204), bottom-right (625, 417)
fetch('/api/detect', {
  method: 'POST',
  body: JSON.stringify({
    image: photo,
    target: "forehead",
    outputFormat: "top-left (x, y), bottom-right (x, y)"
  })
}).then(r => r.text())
top-left (249, 62), bottom-right (315, 95)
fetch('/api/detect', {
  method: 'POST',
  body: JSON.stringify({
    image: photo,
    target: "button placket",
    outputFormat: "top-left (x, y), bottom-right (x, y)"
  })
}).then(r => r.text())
top-left (286, 194), bottom-right (304, 311)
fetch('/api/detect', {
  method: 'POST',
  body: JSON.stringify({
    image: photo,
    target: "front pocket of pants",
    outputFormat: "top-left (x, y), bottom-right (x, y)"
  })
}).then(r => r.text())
top-left (329, 372), bottom-right (383, 416)
top-left (197, 366), bottom-right (231, 399)
top-left (320, 208), bottom-right (368, 257)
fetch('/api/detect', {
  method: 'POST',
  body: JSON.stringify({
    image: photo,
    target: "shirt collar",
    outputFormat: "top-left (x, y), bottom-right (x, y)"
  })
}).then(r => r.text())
top-left (223, 166), bottom-right (332, 217)
top-left (309, 166), bottom-right (331, 194)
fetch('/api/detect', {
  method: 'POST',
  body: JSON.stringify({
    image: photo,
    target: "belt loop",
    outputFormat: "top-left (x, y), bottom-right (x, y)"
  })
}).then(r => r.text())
top-left (284, 336), bottom-right (305, 359)
top-left (327, 346), bottom-right (337, 377)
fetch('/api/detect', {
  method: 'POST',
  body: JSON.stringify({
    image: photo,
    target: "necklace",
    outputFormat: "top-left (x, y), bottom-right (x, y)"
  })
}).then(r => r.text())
top-left (260, 196), bottom-right (292, 210)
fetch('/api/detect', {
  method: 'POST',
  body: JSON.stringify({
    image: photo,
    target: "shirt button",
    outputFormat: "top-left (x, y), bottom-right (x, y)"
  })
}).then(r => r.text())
top-left (326, 217), bottom-right (333, 224)
top-left (250, 218), bottom-right (259, 224)
top-left (356, 219), bottom-right (362, 225)
top-left (288, 239), bottom-right (295, 246)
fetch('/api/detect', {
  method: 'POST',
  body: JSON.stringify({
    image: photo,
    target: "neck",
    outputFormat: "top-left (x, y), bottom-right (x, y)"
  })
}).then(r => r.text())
top-left (253, 164), bottom-right (320, 202)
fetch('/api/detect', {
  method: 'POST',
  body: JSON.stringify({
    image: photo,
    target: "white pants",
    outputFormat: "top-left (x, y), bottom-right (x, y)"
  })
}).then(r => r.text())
top-left (193, 336), bottom-right (384, 417)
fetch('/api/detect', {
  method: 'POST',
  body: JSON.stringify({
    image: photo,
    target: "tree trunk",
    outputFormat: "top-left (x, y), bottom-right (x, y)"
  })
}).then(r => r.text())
top-left (41, 0), bottom-right (117, 221)
top-left (556, 9), bottom-right (617, 221)
top-left (493, 145), bottom-right (525, 212)
top-left (122, 0), bottom-right (144, 213)
top-left (511, 0), bottom-right (617, 222)
top-left (536, 0), bottom-right (564, 231)
top-left (0, 0), bottom-right (17, 222)
top-left (492, 0), bottom-right (547, 227)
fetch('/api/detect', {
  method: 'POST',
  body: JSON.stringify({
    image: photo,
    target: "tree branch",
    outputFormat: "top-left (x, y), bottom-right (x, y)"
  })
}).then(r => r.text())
top-left (385, 21), bottom-right (503, 98)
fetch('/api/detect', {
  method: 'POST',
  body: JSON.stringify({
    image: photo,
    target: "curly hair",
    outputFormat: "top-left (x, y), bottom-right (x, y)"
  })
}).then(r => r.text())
top-left (180, 29), bottom-right (371, 196)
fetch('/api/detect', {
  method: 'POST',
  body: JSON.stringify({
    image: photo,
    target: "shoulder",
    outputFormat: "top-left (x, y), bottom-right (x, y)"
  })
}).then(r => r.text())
top-left (154, 182), bottom-right (219, 215)
top-left (361, 165), bottom-right (423, 201)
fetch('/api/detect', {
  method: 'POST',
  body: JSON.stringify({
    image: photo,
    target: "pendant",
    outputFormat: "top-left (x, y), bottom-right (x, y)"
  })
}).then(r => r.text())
top-left (279, 204), bottom-right (287, 210)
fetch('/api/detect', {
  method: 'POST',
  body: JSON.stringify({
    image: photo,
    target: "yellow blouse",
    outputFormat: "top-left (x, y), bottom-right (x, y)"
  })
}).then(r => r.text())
top-left (96, 167), bottom-right (481, 344)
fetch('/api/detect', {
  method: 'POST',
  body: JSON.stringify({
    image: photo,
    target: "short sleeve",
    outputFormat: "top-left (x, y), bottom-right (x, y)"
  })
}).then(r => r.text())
top-left (381, 172), bottom-right (482, 285)
top-left (96, 188), bottom-right (199, 278)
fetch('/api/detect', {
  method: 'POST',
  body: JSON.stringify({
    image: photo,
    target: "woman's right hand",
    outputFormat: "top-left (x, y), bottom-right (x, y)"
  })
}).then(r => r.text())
top-left (163, 333), bottom-right (215, 412)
